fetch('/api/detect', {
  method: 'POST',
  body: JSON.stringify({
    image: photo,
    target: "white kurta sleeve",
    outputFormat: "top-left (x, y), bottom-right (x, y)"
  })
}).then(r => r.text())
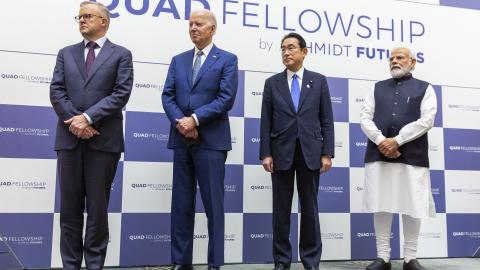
top-left (360, 86), bottom-right (386, 145)
top-left (394, 85), bottom-right (437, 146)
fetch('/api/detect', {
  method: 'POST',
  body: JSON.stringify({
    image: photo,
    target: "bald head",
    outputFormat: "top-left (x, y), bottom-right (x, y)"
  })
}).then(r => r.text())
top-left (189, 9), bottom-right (217, 49)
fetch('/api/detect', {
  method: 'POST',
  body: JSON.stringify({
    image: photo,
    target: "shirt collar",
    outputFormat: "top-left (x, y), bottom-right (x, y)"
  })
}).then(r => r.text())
top-left (287, 66), bottom-right (305, 81)
top-left (194, 42), bottom-right (214, 58)
top-left (84, 36), bottom-right (107, 48)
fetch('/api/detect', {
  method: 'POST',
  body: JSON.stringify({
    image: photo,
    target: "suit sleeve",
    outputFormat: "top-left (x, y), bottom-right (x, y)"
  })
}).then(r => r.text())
top-left (83, 49), bottom-right (134, 123)
top-left (50, 48), bottom-right (82, 121)
top-left (319, 76), bottom-right (335, 157)
top-left (162, 56), bottom-right (186, 125)
top-left (193, 54), bottom-right (238, 125)
top-left (259, 78), bottom-right (272, 159)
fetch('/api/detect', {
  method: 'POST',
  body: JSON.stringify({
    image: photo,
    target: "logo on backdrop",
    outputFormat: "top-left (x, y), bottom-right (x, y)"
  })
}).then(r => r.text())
top-left (132, 132), bottom-right (169, 141)
top-left (225, 233), bottom-right (236, 242)
top-left (128, 233), bottom-right (171, 242)
top-left (321, 232), bottom-right (345, 240)
top-left (0, 179), bottom-right (47, 190)
top-left (131, 183), bottom-right (172, 191)
top-left (0, 73), bottom-right (51, 84)
top-left (0, 235), bottom-right (44, 245)
top-left (99, 0), bottom-right (427, 62)
top-left (0, 126), bottom-right (50, 137)
top-left (447, 104), bottom-right (480, 113)
top-left (134, 82), bottom-right (163, 91)
top-left (448, 145), bottom-right (480, 154)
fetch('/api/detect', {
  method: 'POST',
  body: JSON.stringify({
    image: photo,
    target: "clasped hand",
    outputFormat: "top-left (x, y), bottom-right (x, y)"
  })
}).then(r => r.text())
top-left (378, 138), bottom-right (401, 159)
top-left (176, 116), bottom-right (198, 139)
top-left (64, 115), bottom-right (99, 140)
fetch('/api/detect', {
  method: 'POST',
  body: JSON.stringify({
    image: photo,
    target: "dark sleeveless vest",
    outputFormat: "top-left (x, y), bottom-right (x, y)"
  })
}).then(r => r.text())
top-left (364, 75), bottom-right (430, 167)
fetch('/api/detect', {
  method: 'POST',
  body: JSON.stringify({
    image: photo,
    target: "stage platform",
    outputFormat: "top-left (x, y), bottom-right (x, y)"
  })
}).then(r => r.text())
top-left (101, 258), bottom-right (479, 270)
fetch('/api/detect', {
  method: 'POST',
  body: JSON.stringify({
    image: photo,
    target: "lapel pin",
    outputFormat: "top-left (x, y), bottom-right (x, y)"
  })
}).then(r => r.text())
top-left (213, 55), bottom-right (217, 58)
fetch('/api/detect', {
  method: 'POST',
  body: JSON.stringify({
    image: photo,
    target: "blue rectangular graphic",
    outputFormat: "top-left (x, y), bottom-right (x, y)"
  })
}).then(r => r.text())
top-left (430, 170), bottom-right (445, 213)
top-left (326, 77), bottom-right (348, 123)
top-left (444, 128), bottom-right (480, 170)
top-left (349, 123), bottom-right (368, 167)
top-left (0, 213), bottom-right (53, 268)
top-left (120, 213), bottom-right (171, 266)
top-left (124, 111), bottom-right (173, 162)
top-left (318, 167), bottom-right (350, 213)
top-left (350, 213), bottom-right (400, 260)
top-left (230, 70), bottom-right (245, 117)
top-left (0, 104), bottom-right (56, 159)
top-left (447, 214), bottom-right (480, 257)
top-left (440, 0), bottom-right (480, 10)
top-left (243, 213), bottom-right (298, 263)
top-left (432, 85), bottom-right (442, 127)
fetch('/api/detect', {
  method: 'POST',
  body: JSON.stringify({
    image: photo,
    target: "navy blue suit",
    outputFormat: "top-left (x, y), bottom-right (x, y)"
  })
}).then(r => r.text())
top-left (50, 39), bottom-right (133, 270)
top-left (162, 44), bottom-right (238, 267)
top-left (260, 69), bottom-right (334, 268)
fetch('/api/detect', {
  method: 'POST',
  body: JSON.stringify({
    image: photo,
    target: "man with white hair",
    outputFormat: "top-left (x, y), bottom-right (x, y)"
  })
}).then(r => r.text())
top-left (162, 9), bottom-right (238, 270)
top-left (360, 47), bottom-right (437, 270)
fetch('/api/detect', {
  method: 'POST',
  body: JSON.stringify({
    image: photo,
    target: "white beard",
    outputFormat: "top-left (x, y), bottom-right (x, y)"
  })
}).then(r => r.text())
top-left (390, 66), bottom-right (411, 78)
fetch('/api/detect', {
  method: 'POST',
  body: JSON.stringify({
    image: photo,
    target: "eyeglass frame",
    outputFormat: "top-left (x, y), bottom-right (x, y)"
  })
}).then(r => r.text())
top-left (74, 13), bottom-right (104, 23)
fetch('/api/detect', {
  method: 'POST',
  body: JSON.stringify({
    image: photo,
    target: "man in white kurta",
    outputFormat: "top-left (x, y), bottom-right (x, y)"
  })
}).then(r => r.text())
top-left (360, 47), bottom-right (437, 270)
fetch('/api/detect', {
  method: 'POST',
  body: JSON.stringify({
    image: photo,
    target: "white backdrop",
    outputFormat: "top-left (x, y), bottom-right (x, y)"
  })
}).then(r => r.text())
top-left (1, 0), bottom-right (480, 268)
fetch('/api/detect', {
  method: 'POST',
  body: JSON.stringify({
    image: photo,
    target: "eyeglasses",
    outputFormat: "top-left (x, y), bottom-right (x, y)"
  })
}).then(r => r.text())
top-left (74, 14), bottom-right (103, 22)
top-left (281, 45), bottom-right (300, 54)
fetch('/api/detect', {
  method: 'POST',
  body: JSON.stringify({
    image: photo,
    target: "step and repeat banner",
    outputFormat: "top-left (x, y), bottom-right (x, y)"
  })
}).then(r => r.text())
top-left (1, 0), bottom-right (480, 268)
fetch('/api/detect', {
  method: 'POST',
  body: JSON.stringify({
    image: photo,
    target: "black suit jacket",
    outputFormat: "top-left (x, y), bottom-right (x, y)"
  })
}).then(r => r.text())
top-left (260, 69), bottom-right (334, 170)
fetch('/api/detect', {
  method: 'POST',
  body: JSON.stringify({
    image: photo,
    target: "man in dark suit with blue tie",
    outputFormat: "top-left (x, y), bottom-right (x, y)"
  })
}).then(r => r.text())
top-left (260, 33), bottom-right (334, 270)
top-left (162, 9), bottom-right (238, 270)
top-left (49, 2), bottom-right (133, 269)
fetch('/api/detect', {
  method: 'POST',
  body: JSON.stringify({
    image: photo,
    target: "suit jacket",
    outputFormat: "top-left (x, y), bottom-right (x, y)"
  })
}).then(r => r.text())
top-left (50, 39), bottom-right (134, 152)
top-left (260, 69), bottom-right (334, 171)
top-left (162, 44), bottom-right (238, 151)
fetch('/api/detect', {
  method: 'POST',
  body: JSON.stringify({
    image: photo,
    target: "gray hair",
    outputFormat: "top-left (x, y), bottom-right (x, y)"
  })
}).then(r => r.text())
top-left (391, 47), bottom-right (416, 60)
top-left (80, 1), bottom-right (110, 28)
top-left (191, 9), bottom-right (217, 28)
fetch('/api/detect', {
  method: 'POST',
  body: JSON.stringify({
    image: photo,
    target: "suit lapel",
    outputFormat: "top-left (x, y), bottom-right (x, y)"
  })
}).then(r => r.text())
top-left (297, 69), bottom-right (313, 112)
top-left (192, 45), bottom-right (220, 89)
top-left (72, 41), bottom-right (87, 81)
top-left (277, 70), bottom-right (296, 113)
top-left (184, 49), bottom-right (195, 89)
top-left (85, 39), bottom-right (115, 85)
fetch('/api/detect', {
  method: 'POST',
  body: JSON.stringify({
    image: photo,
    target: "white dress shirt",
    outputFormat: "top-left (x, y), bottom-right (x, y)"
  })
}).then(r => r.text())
top-left (82, 36), bottom-right (108, 124)
top-left (191, 42), bottom-right (214, 126)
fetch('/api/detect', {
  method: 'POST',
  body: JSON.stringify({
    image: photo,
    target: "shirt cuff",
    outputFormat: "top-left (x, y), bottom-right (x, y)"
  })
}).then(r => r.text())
top-left (83, 113), bottom-right (93, 125)
top-left (394, 135), bottom-right (404, 146)
top-left (191, 114), bottom-right (199, 126)
top-left (374, 134), bottom-right (386, 145)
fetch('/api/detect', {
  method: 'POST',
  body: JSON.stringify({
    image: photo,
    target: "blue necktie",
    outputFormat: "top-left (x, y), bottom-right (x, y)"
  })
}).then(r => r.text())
top-left (192, 50), bottom-right (203, 83)
top-left (291, 73), bottom-right (300, 112)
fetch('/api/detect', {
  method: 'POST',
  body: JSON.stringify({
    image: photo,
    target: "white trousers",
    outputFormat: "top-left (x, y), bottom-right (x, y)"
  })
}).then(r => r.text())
top-left (374, 212), bottom-right (421, 263)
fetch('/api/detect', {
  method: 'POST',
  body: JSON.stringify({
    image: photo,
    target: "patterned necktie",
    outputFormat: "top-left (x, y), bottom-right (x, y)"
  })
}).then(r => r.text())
top-left (192, 50), bottom-right (204, 83)
top-left (291, 73), bottom-right (301, 112)
top-left (85, 41), bottom-right (97, 74)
